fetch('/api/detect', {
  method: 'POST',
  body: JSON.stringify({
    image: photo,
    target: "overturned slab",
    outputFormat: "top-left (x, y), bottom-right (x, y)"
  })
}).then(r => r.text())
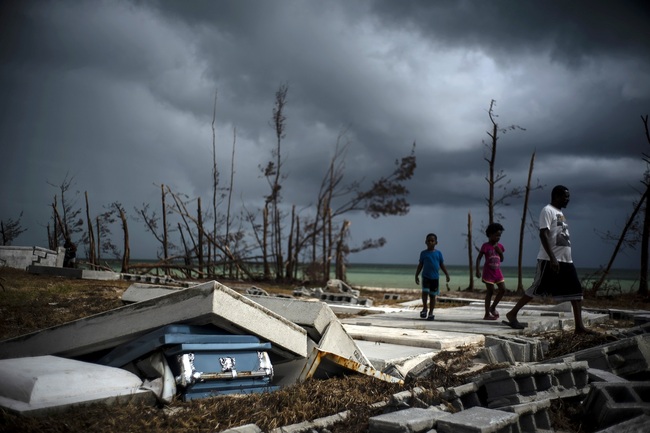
top-left (0, 355), bottom-right (153, 416)
top-left (247, 295), bottom-right (370, 365)
top-left (246, 295), bottom-right (338, 342)
top-left (0, 281), bottom-right (307, 361)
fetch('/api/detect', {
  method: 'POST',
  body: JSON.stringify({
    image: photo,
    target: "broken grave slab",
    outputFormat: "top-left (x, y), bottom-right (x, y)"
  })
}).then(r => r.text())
top-left (0, 281), bottom-right (307, 361)
top-left (0, 355), bottom-right (154, 416)
top-left (248, 294), bottom-right (371, 365)
top-left (343, 323), bottom-right (483, 350)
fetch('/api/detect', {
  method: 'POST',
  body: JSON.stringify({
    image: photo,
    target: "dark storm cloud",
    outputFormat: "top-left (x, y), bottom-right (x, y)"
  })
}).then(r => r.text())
top-left (1, 0), bottom-right (649, 269)
top-left (371, 0), bottom-right (650, 64)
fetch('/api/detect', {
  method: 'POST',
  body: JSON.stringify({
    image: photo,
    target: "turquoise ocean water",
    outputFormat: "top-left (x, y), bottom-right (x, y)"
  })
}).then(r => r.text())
top-left (110, 259), bottom-right (641, 294)
top-left (345, 263), bottom-right (641, 294)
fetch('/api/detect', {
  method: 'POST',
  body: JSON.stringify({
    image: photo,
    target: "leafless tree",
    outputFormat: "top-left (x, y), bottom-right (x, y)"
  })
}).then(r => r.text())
top-left (482, 100), bottom-right (526, 225)
top-left (47, 173), bottom-right (83, 248)
top-left (0, 212), bottom-right (27, 245)
top-left (516, 151), bottom-right (543, 293)
top-left (260, 83), bottom-right (289, 279)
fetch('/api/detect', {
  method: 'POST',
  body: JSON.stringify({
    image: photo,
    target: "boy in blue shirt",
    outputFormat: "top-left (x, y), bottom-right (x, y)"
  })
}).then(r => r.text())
top-left (415, 233), bottom-right (451, 320)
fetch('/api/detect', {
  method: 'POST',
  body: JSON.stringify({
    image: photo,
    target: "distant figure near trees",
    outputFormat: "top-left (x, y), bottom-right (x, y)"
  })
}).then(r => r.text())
top-left (503, 185), bottom-right (594, 334)
top-left (476, 222), bottom-right (507, 320)
top-left (63, 239), bottom-right (77, 268)
top-left (415, 233), bottom-right (451, 321)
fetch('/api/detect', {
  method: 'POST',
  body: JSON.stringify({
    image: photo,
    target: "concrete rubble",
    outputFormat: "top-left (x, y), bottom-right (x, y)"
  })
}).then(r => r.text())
top-left (1, 264), bottom-right (650, 432)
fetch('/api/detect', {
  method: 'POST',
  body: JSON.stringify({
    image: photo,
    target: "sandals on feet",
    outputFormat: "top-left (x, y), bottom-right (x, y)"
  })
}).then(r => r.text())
top-left (419, 309), bottom-right (427, 319)
top-left (502, 319), bottom-right (525, 329)
top-left (490, 309), bottom-right (500, 318)
top-left (483, 314), bottom-right (498, 320)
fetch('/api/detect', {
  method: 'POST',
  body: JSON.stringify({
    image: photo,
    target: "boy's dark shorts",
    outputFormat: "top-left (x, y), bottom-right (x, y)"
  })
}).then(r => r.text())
top-left (422, 277), bottom-right (440, 296)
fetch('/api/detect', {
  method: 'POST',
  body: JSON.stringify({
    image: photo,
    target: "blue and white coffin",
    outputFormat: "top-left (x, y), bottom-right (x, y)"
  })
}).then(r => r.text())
top-left (96, 324), bottom-right (277, 400)
top-left (165, 342), bottom-right (277, 400)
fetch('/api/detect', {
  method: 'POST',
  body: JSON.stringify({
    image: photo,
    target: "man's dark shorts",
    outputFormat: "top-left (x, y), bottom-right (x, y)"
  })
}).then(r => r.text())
top-left (525, 260), bottom-right (583, 301)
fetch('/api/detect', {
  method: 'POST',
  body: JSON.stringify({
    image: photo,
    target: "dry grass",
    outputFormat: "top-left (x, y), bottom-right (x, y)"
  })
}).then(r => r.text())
top-left (0, 267), bottom-right (643, 432)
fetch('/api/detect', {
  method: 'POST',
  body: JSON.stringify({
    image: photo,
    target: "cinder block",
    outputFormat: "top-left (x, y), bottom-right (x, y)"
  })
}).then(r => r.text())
top-left (501, 398), bottom-right (552, 432)
top-left (436, 406), bottom-right (519, 433)
top-left (368, 407), bottom-right (448, 433)
top-left (484, 378), bottom-right (519, 400)
top-left (442, 382), bottom-right (481, 411)
top-left (481, 342), bottom-right (515, 365)
top-left (582, 381), bottom-right (650, 430)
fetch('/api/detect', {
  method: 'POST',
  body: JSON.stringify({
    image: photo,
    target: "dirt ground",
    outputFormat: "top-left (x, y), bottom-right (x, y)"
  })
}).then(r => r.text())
top-left (0, 267), bottom-right (646, 432)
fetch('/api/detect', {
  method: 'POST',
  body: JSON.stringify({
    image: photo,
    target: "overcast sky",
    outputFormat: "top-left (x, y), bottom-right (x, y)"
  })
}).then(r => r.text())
top-left (1, 0), bottom-right (649, 270)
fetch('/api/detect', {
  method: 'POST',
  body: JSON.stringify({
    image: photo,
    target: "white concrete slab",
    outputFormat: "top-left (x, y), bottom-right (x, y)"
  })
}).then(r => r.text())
top-left (341, 304), bottom-right (609, 336)
top-left (121, 283), bottom-right (183, 303)
top-left (0, 281), bottom-right (308, 361)
top-left (0, 356), bottom-right (153, 416)
top-left (343, 324), bottom-right (484, 350)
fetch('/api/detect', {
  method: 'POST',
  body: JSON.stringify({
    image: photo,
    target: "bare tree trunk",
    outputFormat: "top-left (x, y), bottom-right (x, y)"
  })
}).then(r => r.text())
top-left (294, 216), bottom-right (301, 280)
top-left (322, 205), bottom-right (331, 282)
top-left (517, 151), bottom-right (536, 294)
top-left (263, 203), bottom-right (270, 279)
top-left (197, 197), bottom-right (204, 275)
top-left (96, 216), bottom-right (101, 264)
top-left (162, 184), bottom-right (168, 268)
top-left (178, 223), bottom-right (191, 276)
top-left (640, 114), bottom-right (650, 296)
top-left (592, 190), bottom-right (647, 294)
top-left (226, 126), bottom-right (237, 265)
top-left (487, 103), bottom-right (498, 225)
top-left (335, 220), bottom-right (351, 280)
top-left (466, 212), bottom-right (474, 291)
top-left (211, 90), bottom-right (219, 279)
top-left (116, 204), bottom-right (130, 273)
top-left (85, 191), bottom-right (96, 267)
top-left (640, 190), bottom-right (649, 296)
top-left (285, 205), bottom-right (295, 279)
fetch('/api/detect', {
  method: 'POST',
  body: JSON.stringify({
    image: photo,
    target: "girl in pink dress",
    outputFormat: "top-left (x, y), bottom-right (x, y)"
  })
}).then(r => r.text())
top-left (475, 223), bottom-right (507, 320)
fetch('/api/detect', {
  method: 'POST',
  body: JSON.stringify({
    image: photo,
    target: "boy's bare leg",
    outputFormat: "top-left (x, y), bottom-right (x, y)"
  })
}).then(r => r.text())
top-left (429, 294), bottom-right (436, 315)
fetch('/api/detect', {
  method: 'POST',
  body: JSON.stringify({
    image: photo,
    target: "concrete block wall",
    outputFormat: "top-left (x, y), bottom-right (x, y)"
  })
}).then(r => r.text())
top-left (442, 361), bottom-right (590, 411)
top-left (0, 245), bottom-right (65, 269)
